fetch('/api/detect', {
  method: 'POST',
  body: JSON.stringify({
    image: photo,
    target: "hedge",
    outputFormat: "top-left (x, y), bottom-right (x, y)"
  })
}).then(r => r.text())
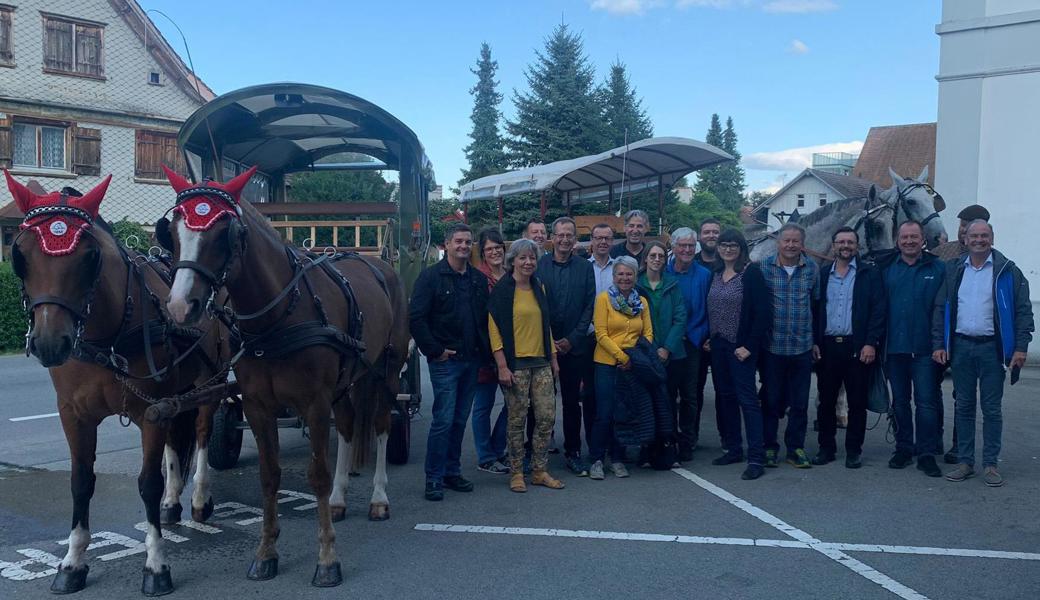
top-left (0, 261), bottom-right (27, 353)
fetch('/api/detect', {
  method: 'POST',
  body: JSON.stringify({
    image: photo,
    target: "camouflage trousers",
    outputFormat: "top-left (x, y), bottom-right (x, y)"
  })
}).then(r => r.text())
top-left (504, 365), bottom-right (556, 474)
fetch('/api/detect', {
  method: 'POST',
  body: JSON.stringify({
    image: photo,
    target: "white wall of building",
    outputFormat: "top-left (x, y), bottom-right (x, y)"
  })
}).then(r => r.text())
top-left (936, 1), bottom-right (1040, 358)
top-left (758, 175), bottom-right (837, 232)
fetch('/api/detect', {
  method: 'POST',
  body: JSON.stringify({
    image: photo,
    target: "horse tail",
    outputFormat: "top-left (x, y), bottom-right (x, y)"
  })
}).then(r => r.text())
top-left (349, 376), bottom-right (377, 470)
top-left (168, 407), bottom-right (199, 483)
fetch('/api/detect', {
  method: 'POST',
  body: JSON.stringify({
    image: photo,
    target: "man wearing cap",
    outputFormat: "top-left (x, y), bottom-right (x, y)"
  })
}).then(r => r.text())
top-left (931, 204), bottom-right (990, 463)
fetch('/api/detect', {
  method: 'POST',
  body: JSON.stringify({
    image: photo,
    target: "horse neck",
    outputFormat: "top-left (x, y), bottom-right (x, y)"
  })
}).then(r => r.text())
top-left (83, 230), bottom-right (135, 341)
top-left (223, 205), bottom-right (297, 326)
top-left (801, 199), bottom-right (867, 256)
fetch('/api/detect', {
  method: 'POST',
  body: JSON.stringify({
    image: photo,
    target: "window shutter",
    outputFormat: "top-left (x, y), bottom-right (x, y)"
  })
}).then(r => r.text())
top-left (75, 24), bottom-right (102, 77)
top-left (44, 19), bottom-right (74, 72)
top-left (72, 126), bottom-right (101, 176)
top-left (0, 10), bottom-right (12, 63)
top-left (135, 130), bottom-right (186, 180)
top-left (0, 115), bottom-right (11, 169)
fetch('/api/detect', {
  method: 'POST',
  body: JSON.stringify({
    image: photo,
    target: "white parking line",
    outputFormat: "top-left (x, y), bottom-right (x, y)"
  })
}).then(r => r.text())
top-left (672, 468), bottom-right (929, 600)
top-left (8, 413), bottom-right (59, 422)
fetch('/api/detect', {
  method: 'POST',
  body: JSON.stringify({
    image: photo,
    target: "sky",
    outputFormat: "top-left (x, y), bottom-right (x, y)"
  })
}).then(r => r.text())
top-left (145, 0), bottom-right (942, 196)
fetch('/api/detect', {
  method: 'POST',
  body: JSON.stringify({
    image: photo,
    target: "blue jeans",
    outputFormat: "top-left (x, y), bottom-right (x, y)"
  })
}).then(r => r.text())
top-left (589, 363), bottom-right (625, 462)
top-left (951, 338), bottom-right (1006, 467)
top-left (425, 358), bottom-right (479, 483)
top-left (762, 351), bottom-right (813, 455)
top-left (471, 381), bottom-right (507, 465)
top-left (711, 338), bottom-right (765, 465)
top-left (886, 353), bottom-right (940, 456)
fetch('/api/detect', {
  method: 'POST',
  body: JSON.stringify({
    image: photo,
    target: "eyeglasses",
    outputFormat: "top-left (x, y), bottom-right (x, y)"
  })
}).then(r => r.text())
top-left (675, 243), bottom-right (696, 250)
top-left (483, 245), bottom-right (504, 253)
top-left (646, 254), bottom-right (666, 261)
top-left (718, 243), bottom-right (740, 251)
top-left (592, 236), bottom-right (613, 242)
top-left (554, 233), bottom-right (575, 240)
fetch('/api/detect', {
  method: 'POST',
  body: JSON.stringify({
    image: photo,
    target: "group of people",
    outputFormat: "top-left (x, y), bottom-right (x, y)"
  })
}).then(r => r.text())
top-left (408, 205), bottom-right (1033, 501)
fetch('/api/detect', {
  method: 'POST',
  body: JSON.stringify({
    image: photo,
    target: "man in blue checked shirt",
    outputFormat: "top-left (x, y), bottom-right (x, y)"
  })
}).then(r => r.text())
top-left (758, 223), bottom-right (820, 469)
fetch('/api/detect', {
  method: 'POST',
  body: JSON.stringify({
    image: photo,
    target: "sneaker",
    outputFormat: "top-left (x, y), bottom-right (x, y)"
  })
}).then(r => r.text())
top-left (711, 453), bottom-right (745, 466)
top-left (764, 449), bottom-right (779, 468)
top-left (741, 464), bottom-right (765, 480)
top-left (845, 453), bottom-right (862, 469)
top-left (589, 460), bottom-right (605, 480)
top-left (565, 454), bottom-right (589, 477)
top-left (443, 475), bottom-right (474, 492)
top-left (787, 449), bottom-right (812, 469)
top-left (477, 461), bottom-right (509, 475)
top-left (424, 481), bottom-right (444, 502)
top-left (610, 462), bottom-right (630, 478)
top-left (943, 448), bottom-right (958, 465)
top-left (944, 463), bottom-right (975, 482)
top-left (916, 455), bottom-right (941, 478)
top-left (811, 451), bottom-right (836, 466)
top-left (888, 451), bottom-right (914, 469)
top-left (983, 466), bottom-right (1004, 487)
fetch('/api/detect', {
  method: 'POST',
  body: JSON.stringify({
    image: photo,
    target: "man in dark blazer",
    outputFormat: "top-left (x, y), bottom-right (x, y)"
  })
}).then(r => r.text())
top-left (812, 227), bottom-right (886, 469)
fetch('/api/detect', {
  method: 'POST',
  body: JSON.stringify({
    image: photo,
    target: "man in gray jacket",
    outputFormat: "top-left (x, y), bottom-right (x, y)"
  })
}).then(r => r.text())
top-left (932, 220), bottom-right (1033, 487)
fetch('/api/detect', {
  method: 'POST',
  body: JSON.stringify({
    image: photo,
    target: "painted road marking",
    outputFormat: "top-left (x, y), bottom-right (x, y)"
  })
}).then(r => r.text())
top-left (8, 412), bottom-right (59, 422)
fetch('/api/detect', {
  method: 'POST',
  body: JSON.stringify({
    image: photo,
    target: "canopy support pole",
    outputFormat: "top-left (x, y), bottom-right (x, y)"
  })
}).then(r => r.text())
top-left (539, 191), bottom-right (546, 220)
top-left (566, 191), bottom-right (571, 216)
top-left (463, 201), bottom-right (468, 224)
top-left (497, 196), bottom-right (503, 228)
top-left (608, 184), bottom-right (614, 214)
top-left (657, 175), bottom-right (664, 235)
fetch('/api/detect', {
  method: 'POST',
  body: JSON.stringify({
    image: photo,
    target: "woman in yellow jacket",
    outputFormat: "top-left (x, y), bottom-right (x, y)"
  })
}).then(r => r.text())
top-left (590, 255), bottom-right (654, 480)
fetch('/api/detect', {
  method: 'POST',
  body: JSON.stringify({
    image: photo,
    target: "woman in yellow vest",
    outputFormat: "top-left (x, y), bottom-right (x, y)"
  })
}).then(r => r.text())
top-left (590, 255), bottom-right (653, 480)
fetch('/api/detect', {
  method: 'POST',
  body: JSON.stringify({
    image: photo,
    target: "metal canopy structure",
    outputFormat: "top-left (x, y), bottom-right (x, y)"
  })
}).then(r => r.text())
top-left (458, 137), bottom-right (733, 204)
top-left (177, 82), bottom-right (432, 179)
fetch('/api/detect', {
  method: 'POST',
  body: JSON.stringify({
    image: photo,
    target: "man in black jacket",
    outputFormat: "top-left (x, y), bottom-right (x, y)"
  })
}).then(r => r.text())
top-left (409, 224), bottom-right (491, 501)
top-left (812, 227), bottom-right (886, 469)
top-left (538, 217), bottom-right (597, 475)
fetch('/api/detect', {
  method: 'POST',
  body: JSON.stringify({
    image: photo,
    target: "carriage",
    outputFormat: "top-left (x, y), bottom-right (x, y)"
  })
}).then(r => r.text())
top-left (174, 83), bottom-right (434, 468)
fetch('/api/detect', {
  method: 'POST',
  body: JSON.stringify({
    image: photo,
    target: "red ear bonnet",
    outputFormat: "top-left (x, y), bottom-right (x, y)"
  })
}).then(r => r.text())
top-left (5, 170), bottom-right (112, 256)
top-left (164, 165), bottom-right (257, 231)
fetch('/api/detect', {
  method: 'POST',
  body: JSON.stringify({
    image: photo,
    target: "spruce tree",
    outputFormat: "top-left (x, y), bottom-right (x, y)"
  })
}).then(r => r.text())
top-left (505, 24), bottom-right (607, 167)
top-left (460, 42), bottom-right (508, 185)
top-left (695, 114), bottom-right (746, 211)
top-left (598, 60), bottom-right (653, 148)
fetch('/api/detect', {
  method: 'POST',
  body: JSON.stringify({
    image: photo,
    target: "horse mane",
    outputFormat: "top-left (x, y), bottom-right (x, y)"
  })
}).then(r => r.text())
top-left (237, 198), bottom-right (286, 247)
top-left (794, 195), bottom-right (870, 230)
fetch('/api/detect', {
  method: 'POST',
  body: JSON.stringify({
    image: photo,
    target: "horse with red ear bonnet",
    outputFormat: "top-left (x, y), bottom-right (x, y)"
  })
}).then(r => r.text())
top-left (5, 170), bottom-right (231, 596)
top-left (160, 164), bottom-right (410, 588)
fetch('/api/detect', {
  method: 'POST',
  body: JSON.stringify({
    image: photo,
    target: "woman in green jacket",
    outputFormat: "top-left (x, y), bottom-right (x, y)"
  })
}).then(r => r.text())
top-left (637, 241), bottom-right (688, 365)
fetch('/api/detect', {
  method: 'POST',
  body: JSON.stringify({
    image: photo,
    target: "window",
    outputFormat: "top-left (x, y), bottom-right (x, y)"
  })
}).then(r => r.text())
top-left (12, 122), bottom-right (66, 170)
top-left (148, 70), bottom-right (161, 85)
top-left (796, 193), bottom-right (805, 208)
top-left (819, 193), bottom-right (827, 207)
top-left (0, 7), bottom-right (13, 66)
top-left (135, 130), bottom-right (187, 181)
top-left (43, 15), bottom-right (104, 78)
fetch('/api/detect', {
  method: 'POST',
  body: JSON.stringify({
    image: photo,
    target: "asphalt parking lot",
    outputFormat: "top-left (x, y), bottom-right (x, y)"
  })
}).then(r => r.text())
top-left (1, 353), bottom-right (1038, 599)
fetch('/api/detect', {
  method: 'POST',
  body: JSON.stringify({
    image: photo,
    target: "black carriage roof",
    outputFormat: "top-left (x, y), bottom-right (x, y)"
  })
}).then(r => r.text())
top-left (177, 83), bottom-right (432, 178)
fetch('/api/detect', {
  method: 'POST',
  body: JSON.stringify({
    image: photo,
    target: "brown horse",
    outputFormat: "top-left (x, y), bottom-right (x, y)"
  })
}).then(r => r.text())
top-left (159, 166), bottom-right (408, 587)
top-left (5, 171), bottom-right (229, 596)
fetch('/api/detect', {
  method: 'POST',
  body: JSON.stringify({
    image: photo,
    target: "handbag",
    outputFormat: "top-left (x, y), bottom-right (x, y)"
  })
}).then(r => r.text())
top-left (866, 363), bottom-right (891, 414)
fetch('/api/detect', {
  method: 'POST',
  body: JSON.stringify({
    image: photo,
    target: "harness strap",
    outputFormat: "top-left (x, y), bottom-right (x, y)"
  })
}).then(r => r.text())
top-left (234, 250), bottom-right (334, 321)
top-left (174, 260), bottom-right (223, 286)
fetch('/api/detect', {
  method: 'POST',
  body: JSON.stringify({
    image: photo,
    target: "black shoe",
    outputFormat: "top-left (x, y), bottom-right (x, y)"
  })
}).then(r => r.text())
top-left (888, 452), bottom-right (913, 469)
top-left (845, 453), bottom-right (862, 469)
top-left (711, 453), bottom-right (745, 466)
top-left (443, 475), bottom-right (474, 492)
top-left (811, 451), bottom-right (836, 466)
top-left (741, 464), bottom-right (765, 480)
top-left (943, 449), bottom-right (958, 465)
top-left (424, 482), bottom-right (444, 501)
top-left (916, 455), bottom-right (941, 478)
top-left (678, 447), bottom-right (695, 462)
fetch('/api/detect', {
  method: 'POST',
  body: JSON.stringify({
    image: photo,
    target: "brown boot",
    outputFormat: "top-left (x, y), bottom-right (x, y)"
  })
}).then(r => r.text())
top-left (509, 473), bottom-right (527, 493)
top-left (531, 471), bottom-right (565, 489)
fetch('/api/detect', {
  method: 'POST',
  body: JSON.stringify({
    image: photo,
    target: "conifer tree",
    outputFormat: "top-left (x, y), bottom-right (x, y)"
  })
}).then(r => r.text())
top-left (460, 42), bottom-right (508, 185)
top-left (598, 60), bottom-right (653, 148)
top-left (695, 114), bottom-right (746, 211)
top-left (505, 24), bottom-right (607, 167)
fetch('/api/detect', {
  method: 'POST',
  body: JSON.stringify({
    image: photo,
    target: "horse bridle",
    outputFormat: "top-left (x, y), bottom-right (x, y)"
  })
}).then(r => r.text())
top-left (893, 181), bottom-right (945, 231)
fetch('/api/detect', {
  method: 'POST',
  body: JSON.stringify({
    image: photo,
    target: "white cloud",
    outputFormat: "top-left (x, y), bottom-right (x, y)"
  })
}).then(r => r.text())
top-left (763, 0), bottom-right (838, 13)
top-left (675, 0), bottom-right (739, 8)
top-left (789, 39), bottom-right (809, 54)
top-left (744, 140), bottom-right (863, 171)
top-left (590, 0), bottom-right (661, 15)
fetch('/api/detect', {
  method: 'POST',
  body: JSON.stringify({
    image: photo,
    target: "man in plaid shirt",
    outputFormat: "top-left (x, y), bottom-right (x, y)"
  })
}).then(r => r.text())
top-left (759, 223), bottom-right (820, 468)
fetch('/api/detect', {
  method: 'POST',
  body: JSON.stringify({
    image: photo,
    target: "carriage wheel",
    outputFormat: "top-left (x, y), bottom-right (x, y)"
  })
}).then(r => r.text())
top-left (208, 400), bottom-right (244, 470)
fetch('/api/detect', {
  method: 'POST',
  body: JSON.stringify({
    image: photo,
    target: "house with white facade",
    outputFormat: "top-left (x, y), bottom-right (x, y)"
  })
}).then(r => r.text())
top-left (0, 0), bottom-right (213, 253)
top-left (752, 168), bottom-right (874, 232)
top-left (935, 0), bottom-right (1040, 358)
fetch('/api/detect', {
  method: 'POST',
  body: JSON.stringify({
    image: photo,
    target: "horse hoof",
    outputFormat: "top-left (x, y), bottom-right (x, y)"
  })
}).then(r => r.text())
top-left (191, 498), bottom-right (214, 523)
top-left (331, 505), bottom-right (346, 522)
top-left (141, 565), bottom-right (173, 597)
top-left (246, 557), bottom-right (278, 581)
top-left (159, 503), bottom-right (182, 525)
top-left (50, 565), bottom-right (88, 594)
top-left (311, 562), bottom-right (342, 588)
top-left (367, 503), bottom-right (390, 521)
